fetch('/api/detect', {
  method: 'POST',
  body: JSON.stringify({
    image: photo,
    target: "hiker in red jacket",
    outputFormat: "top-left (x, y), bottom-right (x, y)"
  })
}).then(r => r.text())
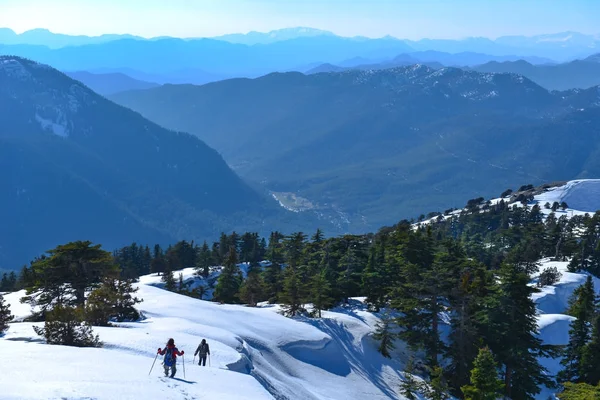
top-left (158, 338), bottom-right (184, 378)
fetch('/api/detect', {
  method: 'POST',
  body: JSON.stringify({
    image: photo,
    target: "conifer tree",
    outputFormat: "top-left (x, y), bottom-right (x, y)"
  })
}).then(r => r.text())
top-left (447, 261), bottom-right (494, 394)
top-left (579, 315), bottom-right (600, 385)
top-left (280, 267), bottom-right (306, 317)
top-left (373, 313), bottom-right (396, 358)
top-left (362, 245), bottom-right (387, 312)
top-left (461, 347), bottom-right (504, 400)
top-left (337, 244), bottom-right (359, 304)
top-left (239, 262), bottom-right (265, 307)
top-left (424, 366), bottom-right (450, 400)
top-left (178, 273), bottom-right (185, 292)
top-left (309, 269), bottom-right (333, 318)
top-left (560, 276), bottom-right (596, 382)
top-left (213, 246), bottom-right (242, 304)
top-left (24, 241), bottom-right (117, 309)
top-left (487, 262), bottom-right (555, 399)
top-left (263, 232), bottom-right (285, 303)
top-left (0, 293), bottom-right (14, 334)
top-left (399, 358), bottom-right (421, 400)
top-left (34, 305), bottom-right (101, 347)
top-left (195, 241), bottom-right (212, 278)
top-left (161, 264), bottom-right (176, 292)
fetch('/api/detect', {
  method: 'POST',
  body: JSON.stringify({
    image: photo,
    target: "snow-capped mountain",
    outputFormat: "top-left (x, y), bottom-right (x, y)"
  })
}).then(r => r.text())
top-left (213, 27), bottom-right (336, 45)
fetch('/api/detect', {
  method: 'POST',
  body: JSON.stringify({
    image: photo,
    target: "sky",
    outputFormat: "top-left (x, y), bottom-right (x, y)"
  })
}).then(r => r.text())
top-left (0, 0), bottom-right (598, 40)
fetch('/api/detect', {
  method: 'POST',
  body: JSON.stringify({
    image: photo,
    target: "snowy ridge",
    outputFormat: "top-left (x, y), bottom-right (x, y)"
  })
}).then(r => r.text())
top-left (1, 274), bottom-right (410, 400)
top-left (532, 259), bottom-right (600, 399)
top-left (415, 179), bottom-right (600, 228)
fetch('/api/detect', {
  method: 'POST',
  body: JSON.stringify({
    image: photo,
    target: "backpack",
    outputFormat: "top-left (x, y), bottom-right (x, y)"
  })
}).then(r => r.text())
top-left (163, 347), bottom-right (175, 366)
top-left (200, 343), bottom-right (208, 355)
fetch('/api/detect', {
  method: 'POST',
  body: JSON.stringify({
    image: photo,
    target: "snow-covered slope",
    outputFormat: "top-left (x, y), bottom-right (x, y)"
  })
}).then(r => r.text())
top-left (533, 259), bottom-right (600, 399)
top-left (535, 179), bottom-right (600, 216)
top-left (1, 275), bottom-right (409, 400)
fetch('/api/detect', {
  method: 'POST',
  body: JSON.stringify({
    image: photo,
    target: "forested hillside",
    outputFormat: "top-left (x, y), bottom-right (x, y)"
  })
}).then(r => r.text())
top-left (0, 56), bottom-right (313, 270)
top-left (112, 67), bottom-right (600, 232)
top-left (4, 181), bottom-right (599, 399)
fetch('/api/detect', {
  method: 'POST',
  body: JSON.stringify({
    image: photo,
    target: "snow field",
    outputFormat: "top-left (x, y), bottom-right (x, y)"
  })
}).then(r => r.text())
top-left (2, 277), bottom-right (408, 400)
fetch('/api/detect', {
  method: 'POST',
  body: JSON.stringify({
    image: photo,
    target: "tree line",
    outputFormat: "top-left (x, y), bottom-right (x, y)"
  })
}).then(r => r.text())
top-left (2, 188), bottom-right (600, 398)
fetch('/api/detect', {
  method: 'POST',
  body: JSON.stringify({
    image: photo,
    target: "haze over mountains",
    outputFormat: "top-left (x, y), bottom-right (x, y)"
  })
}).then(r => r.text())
top-left (0, 56), bottom-right (314, 269)
top-left (2, 26), bottom-right (600, 268)
top-left (112, 65), bottom-right (600, 232)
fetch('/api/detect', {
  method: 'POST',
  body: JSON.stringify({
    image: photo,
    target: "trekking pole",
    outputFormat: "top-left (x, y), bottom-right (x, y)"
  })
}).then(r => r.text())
top-left (149, 353), bottom-right (159, 375)
top-left (209, 354), bottom-right (211, 367)
top-left (193, 354), bottom-right (196, 365)
top-left (182, 355), bottom-right (186, 379)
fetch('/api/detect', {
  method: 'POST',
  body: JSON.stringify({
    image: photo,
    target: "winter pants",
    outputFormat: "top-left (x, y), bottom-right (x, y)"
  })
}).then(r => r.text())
top-left (198, 354), bottom-right (207, 366)
top-left (164, 363), bottom-right (176, 377)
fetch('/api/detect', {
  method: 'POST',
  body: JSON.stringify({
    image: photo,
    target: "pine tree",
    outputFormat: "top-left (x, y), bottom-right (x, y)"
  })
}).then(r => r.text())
top-left (447, 261), bottom-right (494, 394)
top-left (34, 305), bottom-right (101, 347)
top-left (161, 264), bottom-right (176, 291)
top-left (113, 278), bottom-right (142, 322)
top-left (461, 347), bottom-right (504, 400)
top-left (239, 262), bottom-right (265, 307)
top-left (24, 241), bottom-right (117, 310)
top-left (373, 313), bottom-right (396, 358)
top-left (213, 246), bottom-right (242, 304)
top-left (362, 245), bottom-right (387, 312)
top-left (309, 269), bottom-right (333, 318)
top-left (263, 232), bottom-right (285, 303)
top-left (178, 273), bottom-right (185, 292)
top-left (423, 366), bottom-right (450, 400)
top-left (487, 262), bottom-right (555, 400)
top-left (85, 280), bottom-right (118, 326)
top-left (0, 293), bottom-right (14, 334)
top-left (280, 266), bottom-right (306, 317)
top-left (195, 241), bottom-right (212, 278)
top-left (560, 276), bottom-right (596, 382)
top-left (399, 358), bottom-right (421, 400)
top-left (579, 315), bottom-right (600, 385)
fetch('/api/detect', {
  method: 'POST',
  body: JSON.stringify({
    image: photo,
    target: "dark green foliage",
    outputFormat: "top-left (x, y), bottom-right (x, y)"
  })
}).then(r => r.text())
top-left (309, 269), bottom-right (334, 318)
top-left (487, 262), bottom-right (555, 399)
top-left (33, 305), bottom-right (101, 348)
top-left (373, 314), bottom-right (396, 358)
top-left (82, 278), bottom-right (142, 326)
top-left (538, 266), bottom-right (563, 287)
top-left (423, 366), bottom-right (450, 400)
top-left (195, 241), bottom-right (212, 278)
top-left (161, 265), bottom-right (176, 292)
top-left (560, 276), bottom-right (597, 382)
top-left (22, 241), bottom-right (117, 311)
top-left (213, 247), bottom-right (242, 304)
top-left (280, 266), bottom-right (306, 317)
top-left (239, 262), bottom-right (265, 307)
top-left (580, 316), bottom-right (600, 386)
top-left (461, 347), bottom-right (504, 400)
top-left (0, 293), bottom-right (14, 334)
top-left (399, 359), bottom-right (421, 400)
top-left (556, 382), bottom-right (600, 400)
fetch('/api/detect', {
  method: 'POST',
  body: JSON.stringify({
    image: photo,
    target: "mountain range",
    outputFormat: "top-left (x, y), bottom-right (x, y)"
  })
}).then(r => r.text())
top-left (0, 56), bottom-right (314, 270)
top-left (64, 71), bottom-right (160, 96)
top-left (2, 27), bottom-right (599, 60)
top-left (470, 54), bottom-right (600, 91)
top-left (112, 66), bottom-right (600, 233)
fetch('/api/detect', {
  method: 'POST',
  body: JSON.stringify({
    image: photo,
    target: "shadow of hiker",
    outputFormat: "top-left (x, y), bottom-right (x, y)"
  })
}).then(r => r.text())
top-left (169, 377), bottom-right (197, 384)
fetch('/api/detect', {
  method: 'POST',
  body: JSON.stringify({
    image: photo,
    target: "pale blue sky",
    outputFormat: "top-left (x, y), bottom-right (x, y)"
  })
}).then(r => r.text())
top-left (0, 0), bottom-right (598, 39)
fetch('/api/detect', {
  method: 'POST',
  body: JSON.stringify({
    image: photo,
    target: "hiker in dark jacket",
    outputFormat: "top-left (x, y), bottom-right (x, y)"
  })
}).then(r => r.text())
top-left (194, 338), bottom-right (210, 366)
top-left (158, 338), bottom-right (184, 377)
